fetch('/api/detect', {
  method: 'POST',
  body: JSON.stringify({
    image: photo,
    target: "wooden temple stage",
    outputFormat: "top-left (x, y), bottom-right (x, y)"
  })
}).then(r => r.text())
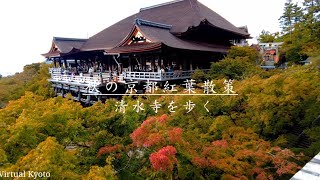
top-left (43, 0), bottom-right (250, 103)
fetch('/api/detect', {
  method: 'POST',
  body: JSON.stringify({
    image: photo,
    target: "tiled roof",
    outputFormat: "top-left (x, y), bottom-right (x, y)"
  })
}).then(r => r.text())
top-left (81, 0), bottom-right (249, 51)
top-left (53, 37), bottom-right (87, 53)
top-left (42, 37), bottom-right (87, 57)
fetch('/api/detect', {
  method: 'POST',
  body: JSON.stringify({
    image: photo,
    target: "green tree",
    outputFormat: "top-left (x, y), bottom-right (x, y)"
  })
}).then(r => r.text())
top-left (83, 165), bottom-right (117, 180)
top-left (258, 30), bottom-right (277, 43)
top-left (7, 137), bottom-right (81, 179)
top-left (279, 1), bottom-right (303, 36)
top-left (0, 63), bottom-right (53, 107)
top-left (303, 0), bottom-right (320, 26)
top-left (226, 46), bottom-right (261, 64)
top-left (208, 46), bottom-right (266, 80)
top-left (279, 0), bottom-right (320, 61)
top-left (0, 148), bottom-right (9, 168)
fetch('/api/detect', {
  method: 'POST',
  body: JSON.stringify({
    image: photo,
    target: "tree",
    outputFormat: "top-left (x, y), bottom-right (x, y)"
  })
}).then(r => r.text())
top-left (149, 146), bottom-right (177, 172)
top-left (279, 0), bottom-right (294, 35)
top-left (83, 165), bottom-right (117, 180)
top-left (0, 148), bottom-right (9, 168)
top-left (279, 0), bottom-right (320, 61)
top-left (83, 157), bottom-right (118, 180)
top-left (0, 63), bottom-right (53, 107)
top-left (0, 74), bottom-right (2, 79)
top-left (226, 46), bottom-right (261, 64)
top-left (279, 1), bottom-right (303, 36)
top-left (193, 127), bottom-right (301, 179)
top-left (258, 30), bottom-right (277, 43)
top-left (303, 0), bottom-right (320, 25)
top-left (302, 0), bottom-right (320, 52)
top-left (7, 137), bottom-right (81, 179)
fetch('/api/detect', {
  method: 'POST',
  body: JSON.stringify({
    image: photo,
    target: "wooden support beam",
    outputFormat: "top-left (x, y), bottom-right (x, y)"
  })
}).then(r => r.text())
top-left (63, 58), bottom-right (68, 68)
top-left (61, 84), bottom-right (64, 97)
top-left (86, 95), bottom-right (91, 104)
top-left (54, 86), bottom-right (58, 96)
top-left (78, 86), bottom-right (81, 101)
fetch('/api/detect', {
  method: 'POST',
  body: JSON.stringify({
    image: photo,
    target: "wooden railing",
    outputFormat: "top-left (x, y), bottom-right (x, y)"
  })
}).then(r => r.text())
top-left (51, 74), bottom-right (104, 86)
top-left (49, 68), bottom-right (62, 74)
top-left (49, 68), bottom-right (210, 83)
top-left (124, 70), bottom-right (209, 81)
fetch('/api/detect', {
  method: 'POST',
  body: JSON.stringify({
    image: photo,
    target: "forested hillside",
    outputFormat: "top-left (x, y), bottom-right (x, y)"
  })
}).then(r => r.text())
top-left (0, 50), bottom-right (319, 179)
top-left (0, 63), bottom-right (53, 108)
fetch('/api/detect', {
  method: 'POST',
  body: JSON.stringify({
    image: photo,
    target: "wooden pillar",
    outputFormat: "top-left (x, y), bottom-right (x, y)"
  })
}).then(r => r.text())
top-left (77, 86), bottom-right (81, 101)
top-left (86, 95), bottom-right (91, 104)
top-left (159, 55), bottom-right (162, 69)
top-left (189, 59), bottom-right (193, 70)
top-left (61, 84), bottom-right (64, 97)
top-left (151, 56), bottom-right (155, 72)
top-left (183, 57), bottom-right (188, 71)
top-left (63, 58), bottom-right (68, 68)
top-left (54, 86), bottom-right (58, 96)
top-left (58, 58), bottom-right (62, 67)
top-left (75, 59), bottom-right (78, 67)
top-left (128, 57), bottom-right (131, 72)
top-left (53, 58), bottom-right (57, 68)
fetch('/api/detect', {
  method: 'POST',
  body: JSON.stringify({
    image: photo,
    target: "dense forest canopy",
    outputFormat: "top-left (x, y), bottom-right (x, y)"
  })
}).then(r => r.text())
top-left (0, 49), bottom-right (319, 179)
top-left (0, 0), bottom-right (320, 179)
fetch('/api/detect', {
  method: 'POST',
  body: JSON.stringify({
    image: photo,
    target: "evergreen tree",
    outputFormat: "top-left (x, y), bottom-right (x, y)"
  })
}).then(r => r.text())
top-left (279, 1), bottom-right (303, 35)
top-left (279, 0), bottom-right (295, 35)
top-left (303, 0), bottom-right (320, 36)
top-left (303, 0), bottom-right (320, 22)
top-left (293, 4), bottom-right (304, 24)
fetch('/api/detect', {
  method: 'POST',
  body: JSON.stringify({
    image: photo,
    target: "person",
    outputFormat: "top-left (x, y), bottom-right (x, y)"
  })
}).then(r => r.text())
top-left (89, 67), bottom-right (94, 77)
top-left (99, 71), bottom-right (103, 83)
top-left (168, 66), bottom-right (174, 77)
top-left (109, 69), bottom-right (113, 82)
top-left (161, 66), bottom-right (165, 73)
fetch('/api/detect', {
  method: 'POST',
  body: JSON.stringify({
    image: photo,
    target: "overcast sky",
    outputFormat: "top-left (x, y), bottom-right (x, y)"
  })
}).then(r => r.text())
top-left (0, 0), bottom-right (298, 76)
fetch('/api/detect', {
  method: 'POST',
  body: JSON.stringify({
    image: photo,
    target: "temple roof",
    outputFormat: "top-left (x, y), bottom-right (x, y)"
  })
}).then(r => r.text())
top-left (81, 0), bottom-right (249, 52)
top-left (107, 23), bottom-right (230, 54)
top-left (43, 0), bottom-right (250, 56)
top-left (42, 37), bottom-right (87, 58)
top-left (53, 37), bottom-right (87, 53)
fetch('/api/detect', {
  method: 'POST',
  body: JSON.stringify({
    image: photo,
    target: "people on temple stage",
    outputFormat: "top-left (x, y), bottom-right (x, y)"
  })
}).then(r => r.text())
top-left (99, 71), bottom-right (103, 83)
top-left (161, 66), bottom-right (165, 73)
top-left (109, 69), bottom-right (113, 82)
top-left (89, 67), bottom-right (94, 77)
top-left (63, 68), bottom-right (68, 75)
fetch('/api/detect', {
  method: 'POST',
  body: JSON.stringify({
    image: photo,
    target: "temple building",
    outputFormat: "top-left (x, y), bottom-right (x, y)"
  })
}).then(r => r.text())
top-left (42, 0), bottom-right (250, 103)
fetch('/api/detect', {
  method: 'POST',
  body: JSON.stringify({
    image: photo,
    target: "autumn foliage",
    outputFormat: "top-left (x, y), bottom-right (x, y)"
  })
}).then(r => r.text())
top-left (192, 127), bottom-right (301, 179)
top-left (130, 114), bottom-right (183, 148)
top-left (1, 64), bottom-right (320, 179)
top-left (97, 144), bottom-right (122, 156)
top-left (149, 146), bottom-right (177, 172)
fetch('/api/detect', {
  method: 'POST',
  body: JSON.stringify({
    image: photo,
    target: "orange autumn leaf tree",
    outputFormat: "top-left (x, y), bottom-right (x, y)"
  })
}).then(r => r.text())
top-left (192, 127), bottom-right (302, 179)
top-left (130, 114), bottom-right (183, 148)
top-left (149, 146), bottom-right (177, 172)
